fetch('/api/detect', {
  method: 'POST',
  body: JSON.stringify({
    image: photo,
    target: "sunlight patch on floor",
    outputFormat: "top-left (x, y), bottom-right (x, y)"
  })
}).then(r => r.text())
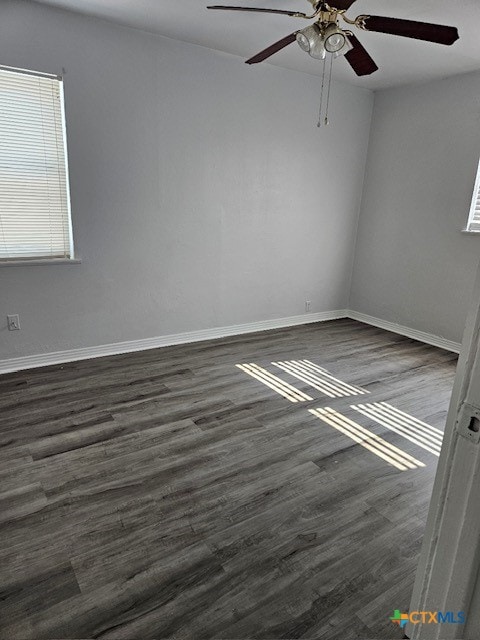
top-left (310, 407), bottom-right (426, 471)
top-left (351, 402), bottom-right (443, 457)
top-left (236, 363), bottom-right (313, 403)
top-left (273, 359), bottom-right (368, 398)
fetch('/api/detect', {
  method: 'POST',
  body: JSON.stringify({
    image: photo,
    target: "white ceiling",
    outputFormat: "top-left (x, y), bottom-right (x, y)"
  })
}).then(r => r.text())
top-left (32, 0), bottom-right (480, 89)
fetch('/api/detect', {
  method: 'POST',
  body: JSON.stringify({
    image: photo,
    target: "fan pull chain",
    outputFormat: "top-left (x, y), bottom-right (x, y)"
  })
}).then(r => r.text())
top-left (324, 53), bottom-right (334, 126)
top-left (317, 54), bottom-right (334, 128)
top-left (317, 55), bottom-right (328, 128)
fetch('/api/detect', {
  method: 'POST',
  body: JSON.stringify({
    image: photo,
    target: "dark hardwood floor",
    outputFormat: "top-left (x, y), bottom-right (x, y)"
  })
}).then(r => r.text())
top-left (0, 319), bottom-right (457, 639)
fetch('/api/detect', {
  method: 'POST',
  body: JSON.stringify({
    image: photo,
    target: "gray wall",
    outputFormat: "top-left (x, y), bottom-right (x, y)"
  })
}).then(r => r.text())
top-left (350, 72), bottom-right (480, 344)
top-left (0, 0), bottom-right (373, 360)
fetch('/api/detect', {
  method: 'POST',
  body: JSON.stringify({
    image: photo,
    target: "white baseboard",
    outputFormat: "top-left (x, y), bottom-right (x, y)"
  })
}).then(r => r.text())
top-left (348, 310), bottom-right (461, 354)
top-left (0, 309), bottom-right (348, 375)
top-left (0, 308), bottom-right (461, 375)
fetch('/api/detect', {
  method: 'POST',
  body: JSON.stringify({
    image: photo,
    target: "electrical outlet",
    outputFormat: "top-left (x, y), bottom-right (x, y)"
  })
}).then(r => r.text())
top-left (305, 300), bottom-right (311, 313)
top-left (7, 314), bottom-right (20, 331)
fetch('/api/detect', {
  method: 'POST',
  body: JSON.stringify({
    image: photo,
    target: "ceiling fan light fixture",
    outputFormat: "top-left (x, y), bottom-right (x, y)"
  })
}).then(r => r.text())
top-left (324, 23), bottom-right (346, 53)
top-left (310, 35), bottom-right (326, 60)
top-left (296, 31), bottom-right (311, 52)
top-left (333, 34), bottom-right (353, 58)
top-left (296, 24), bottom-right (322, 55)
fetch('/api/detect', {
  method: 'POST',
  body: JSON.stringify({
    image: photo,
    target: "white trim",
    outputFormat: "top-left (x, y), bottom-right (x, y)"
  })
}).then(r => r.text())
top-left (0, 259), bottom-right (81, 267)
top-left (348, 310), bottom-right (461, 354)
top-left (407, 258), bottom-right (480, 640)
top-left (0, 308), bottom-right (462, 375)
top-left (461, 229), bottom-right (480, 235)
top-left (466, 157), bottom-right (480, 232)
top-left (59, 76), bottom-right (76, 260)
top-left (0, 64), bottom-right (61, 80)
top-left (0, 310), bottom-right (348, 374)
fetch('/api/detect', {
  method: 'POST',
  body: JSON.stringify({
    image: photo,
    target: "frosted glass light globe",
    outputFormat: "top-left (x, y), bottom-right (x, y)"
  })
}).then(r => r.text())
top-left (326, 33), bottom-right (344, 51)
top-left (310, 38), bottom-right (326, 60)
top-left (324, 25), bottom-right (346, 53)
top-left (296, 25), bottom-right (322, 55)
top-left (296, 32), bottom-right (311, 52)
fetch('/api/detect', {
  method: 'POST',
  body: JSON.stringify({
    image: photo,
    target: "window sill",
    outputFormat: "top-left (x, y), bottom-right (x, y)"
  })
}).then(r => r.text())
top-left (461, 229), bottom-right (480, 235)
top-left (0, 258), bottom-right (82, 267)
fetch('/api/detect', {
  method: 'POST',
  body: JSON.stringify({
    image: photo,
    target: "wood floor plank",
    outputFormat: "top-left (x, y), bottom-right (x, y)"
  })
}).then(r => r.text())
top-left (0, 319), bottom-right (457, 639)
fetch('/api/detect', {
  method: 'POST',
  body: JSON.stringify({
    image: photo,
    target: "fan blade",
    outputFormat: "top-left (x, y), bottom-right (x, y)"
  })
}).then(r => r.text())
top-left (329, 0), bottom-right (358, 9)
top-left (207, 6), bottom-right (306, 17)
top-left (363, 16), bottom-right (459, 46)
top-left (246, 32), bottom-right (297, 64)
top-left (345, 34), bottom-right (378, 76)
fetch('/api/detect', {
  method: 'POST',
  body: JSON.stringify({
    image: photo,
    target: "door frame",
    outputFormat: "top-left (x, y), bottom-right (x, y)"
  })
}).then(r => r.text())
top-left (407, 261), bottom-right (480, 639)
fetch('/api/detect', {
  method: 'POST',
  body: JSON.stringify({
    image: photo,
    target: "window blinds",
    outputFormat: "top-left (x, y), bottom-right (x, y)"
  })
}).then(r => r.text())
top-left (0, 66), bottom-right (73, 260)
top-left (467, 160), bottom-right (480, 232)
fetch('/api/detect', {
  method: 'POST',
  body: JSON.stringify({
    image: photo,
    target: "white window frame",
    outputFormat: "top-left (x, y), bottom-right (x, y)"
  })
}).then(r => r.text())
top-left (465, 158), bottom-right (480, 233)
top-left (0, 65), bottom-right (79, 266)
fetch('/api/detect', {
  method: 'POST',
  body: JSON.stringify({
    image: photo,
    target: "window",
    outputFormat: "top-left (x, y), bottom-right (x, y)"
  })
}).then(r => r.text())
top-left (0, 65), bottom-right (74, 262)
top-left (466, 159), bottom-right (480, 232)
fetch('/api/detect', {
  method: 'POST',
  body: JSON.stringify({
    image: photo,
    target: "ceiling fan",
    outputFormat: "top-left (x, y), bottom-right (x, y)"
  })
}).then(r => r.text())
top-left (206, 1), bottom-right (460, 76)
